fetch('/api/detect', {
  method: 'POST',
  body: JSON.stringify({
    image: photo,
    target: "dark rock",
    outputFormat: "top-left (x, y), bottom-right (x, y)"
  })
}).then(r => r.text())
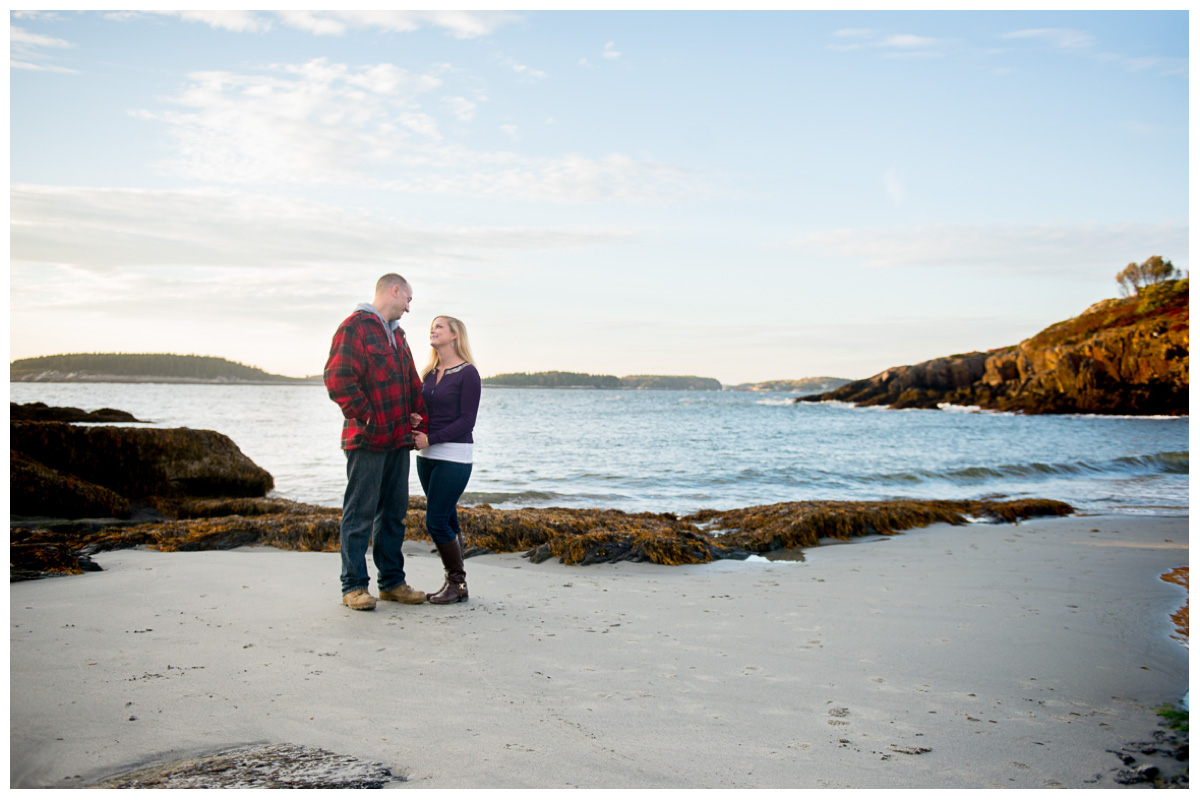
top-left (10, 402), bottom-right (144, 423)
top-left (11, 422), bottom-right (274, 505)
top-left (1109, 728), bottom-right (1189, 788)
top-left (88, 744), bottom-right (396, 789)
top-left (10, 450), bottom-right (132, 519)
top-left (9, 538), bottom-right (99, 581)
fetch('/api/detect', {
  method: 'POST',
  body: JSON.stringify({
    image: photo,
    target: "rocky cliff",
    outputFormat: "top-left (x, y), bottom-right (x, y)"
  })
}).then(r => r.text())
top-left (798, 279), bottom-right (1188, 415)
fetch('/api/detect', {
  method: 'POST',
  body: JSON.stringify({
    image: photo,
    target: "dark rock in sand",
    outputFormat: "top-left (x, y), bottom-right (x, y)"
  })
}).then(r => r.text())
top-left (88, 743), bottom-right (397, 789)
top-left (9, 529), bottom-right (105, 581)
top-left (11, 421), bottom-right (274, 506)
top-left (1107, 727), bottom-right (1189, 788)
top-left (10, 401), bottom-right (145, 423)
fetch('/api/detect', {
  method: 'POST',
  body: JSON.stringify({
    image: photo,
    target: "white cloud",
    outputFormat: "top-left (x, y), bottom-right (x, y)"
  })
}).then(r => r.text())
top-left (1123, 120), bottom-right (1158, 136)
top-left (789, 221), bottom-right (1189, 274)
top-left (444, 96), bottom-right (477, 122)
top-left (883, 169), bottom-right (906, 204)
top-left (132, 59), bottom-right (445, 185)
top-left (10, 11), bottom-right (61, 21)
top-left (498, 55), bottom-right (548, 81)
top-left (10, 23), bottom-right (77, 72)
top-left (148, 10), bottom-right (271, 33)
top-left (134, 58), bottom-right (711, 203)
top-left (500, 124), bottom-right (520, 141)
top-left (10, 184), bottom-right (641, 276)
top-left (10, 26), bottom-right (73, 48)
top-left (881, 34), bottom-right (940, 49)
top-left (110, 10), bottom-right (519, 38)
top-left (11, 59), bottom-right (77, 74)
top-left (1097, 52), bottom-right (1188, 76)
top-left (999, 28), bottom-right (1186, 77)
top-left (828, 29), bottom-right (949, 58)
top-left (603, 42), bottom-right (622, 60)
top-left (881, 50), bottom-right (944, 60)
top-left (1000, 28), bottom-right (1096, 52)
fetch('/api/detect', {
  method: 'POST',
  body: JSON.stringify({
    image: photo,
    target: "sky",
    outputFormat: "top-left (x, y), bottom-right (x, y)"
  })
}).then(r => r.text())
top-left (8, 9), bottom-right (1190, 384)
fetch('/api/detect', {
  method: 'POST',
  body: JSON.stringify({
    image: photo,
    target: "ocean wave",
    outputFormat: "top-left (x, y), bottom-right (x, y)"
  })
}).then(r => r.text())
top-left (868, 451), bottom-right (1188, 486)
top-left (936, 403), bottom-right (1015, 415)
top-left (460, 489), bottom-right (635, 507)
top-left (461, 490), bottom-right (562, 505)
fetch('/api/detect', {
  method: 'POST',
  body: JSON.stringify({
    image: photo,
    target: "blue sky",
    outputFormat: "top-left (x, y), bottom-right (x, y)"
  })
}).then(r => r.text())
top-left (9, 10), bottom-right (1189, 383)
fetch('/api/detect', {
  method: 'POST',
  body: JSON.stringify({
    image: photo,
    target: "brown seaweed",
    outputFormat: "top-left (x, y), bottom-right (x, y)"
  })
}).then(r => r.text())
top-left (10, 497), bottom-right (1074, 579)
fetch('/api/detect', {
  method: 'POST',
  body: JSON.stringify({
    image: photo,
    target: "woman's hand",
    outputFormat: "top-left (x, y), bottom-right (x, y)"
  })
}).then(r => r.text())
top-left (410, 413), bottom-right (423, 427)
top-left (413, 432), bottom-right (429, 450)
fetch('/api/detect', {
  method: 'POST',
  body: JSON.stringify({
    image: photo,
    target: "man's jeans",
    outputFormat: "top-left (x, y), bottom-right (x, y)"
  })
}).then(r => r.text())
top-left (415, 456), bottom-right (473, 545)
top-left (340, 447), bottom-right (410, 595)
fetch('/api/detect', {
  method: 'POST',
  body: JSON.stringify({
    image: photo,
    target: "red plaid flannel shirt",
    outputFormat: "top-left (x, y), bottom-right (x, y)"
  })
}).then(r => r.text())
top-left (324, 309), bottom-right (427, 451)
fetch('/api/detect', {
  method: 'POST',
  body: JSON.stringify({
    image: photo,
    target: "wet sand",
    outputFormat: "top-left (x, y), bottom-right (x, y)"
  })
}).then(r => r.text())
top-left (9, 513), bottom-right (1188, 789)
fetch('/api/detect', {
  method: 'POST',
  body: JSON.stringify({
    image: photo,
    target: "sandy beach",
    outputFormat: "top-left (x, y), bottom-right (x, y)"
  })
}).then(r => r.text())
top-left (10, 512), bottom-right (1188, 789)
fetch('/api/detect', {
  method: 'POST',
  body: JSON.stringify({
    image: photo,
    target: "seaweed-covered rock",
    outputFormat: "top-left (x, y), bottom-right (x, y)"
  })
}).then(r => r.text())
top-left (10, 529), bottom-right (105, 581)
top-left (11, 421), bottom-right (274, 504)
top-left (10, 450), bottom-right (132, 519)
top-left (9, 402), bottom-right (144, 423)
top-left (10, 497), bottom-right (1076, 579)
top-left (685, 498), bottom-right (1074, 552)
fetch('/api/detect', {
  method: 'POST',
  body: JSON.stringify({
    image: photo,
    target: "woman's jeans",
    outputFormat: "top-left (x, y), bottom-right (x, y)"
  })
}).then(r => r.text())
top-left (416, 456), bottom-right (473, 544)
top-left (340, 447), bottom-right (410, 595)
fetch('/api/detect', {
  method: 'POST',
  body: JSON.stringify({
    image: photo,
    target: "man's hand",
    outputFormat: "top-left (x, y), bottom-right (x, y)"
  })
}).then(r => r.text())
top-left (410, 413), bottom-right (423, 427)
top-left (414, 432), bottom-right (429, 450)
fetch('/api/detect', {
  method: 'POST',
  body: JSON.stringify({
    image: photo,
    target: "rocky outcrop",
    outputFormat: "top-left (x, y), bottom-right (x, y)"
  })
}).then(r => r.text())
top-left (10, 449), bottom-right (132, 519)
top-left (11, 421), bottom-right (274, 521)
top-left (10, 402), bottom-right (144, 423)
top-left (799, 279), bottom-right (1188, 415)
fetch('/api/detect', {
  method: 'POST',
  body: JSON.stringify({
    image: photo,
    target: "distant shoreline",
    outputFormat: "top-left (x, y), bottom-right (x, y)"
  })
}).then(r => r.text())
top-left (12, 377), bottom-right (817, 391)
top-left (10, 375), bottom-right (322, 385)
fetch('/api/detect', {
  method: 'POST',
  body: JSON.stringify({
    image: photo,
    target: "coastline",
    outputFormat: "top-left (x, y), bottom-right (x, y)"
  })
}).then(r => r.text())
top-left (10, 376), bottom-right (320, 385)
top-left (10, 512), bottom-right (1187, 789)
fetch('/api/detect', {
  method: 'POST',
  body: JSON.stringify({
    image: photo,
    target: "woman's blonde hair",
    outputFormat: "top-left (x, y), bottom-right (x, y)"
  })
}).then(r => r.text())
top-left (421, 315), bottom-right (476, 379)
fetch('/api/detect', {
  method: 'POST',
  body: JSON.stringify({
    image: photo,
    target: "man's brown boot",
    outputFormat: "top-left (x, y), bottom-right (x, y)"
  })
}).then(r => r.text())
top-left (378, 583), bottom-right (426, 604)
top-left (341, 589), bottom-right (377, 610)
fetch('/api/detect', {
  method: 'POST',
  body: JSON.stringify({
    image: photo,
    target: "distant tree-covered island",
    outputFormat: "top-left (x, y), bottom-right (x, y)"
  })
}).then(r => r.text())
top-left (728, 377), bottom-right (853, 393)
top-left (482, 371), bottom-right (723, 391)
top-left (10, 353), bottom-right (318, 384)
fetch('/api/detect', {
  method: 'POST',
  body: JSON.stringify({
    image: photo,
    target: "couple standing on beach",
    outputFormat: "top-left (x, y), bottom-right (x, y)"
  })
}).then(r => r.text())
top-left (323, 273), bottom-right (482, 611)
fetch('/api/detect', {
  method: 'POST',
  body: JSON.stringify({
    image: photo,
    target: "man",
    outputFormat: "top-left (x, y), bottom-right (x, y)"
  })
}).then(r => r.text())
top-left (324, 273), bottom-right (429, 610)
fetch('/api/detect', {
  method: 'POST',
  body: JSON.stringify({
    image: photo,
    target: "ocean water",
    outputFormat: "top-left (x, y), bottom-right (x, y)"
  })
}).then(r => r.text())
top-left (9, 383), bottom-right (1189, 517)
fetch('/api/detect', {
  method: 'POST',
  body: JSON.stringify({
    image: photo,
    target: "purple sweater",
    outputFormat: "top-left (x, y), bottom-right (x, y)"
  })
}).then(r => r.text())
top-left (421, 362), bottom-right (481, 445)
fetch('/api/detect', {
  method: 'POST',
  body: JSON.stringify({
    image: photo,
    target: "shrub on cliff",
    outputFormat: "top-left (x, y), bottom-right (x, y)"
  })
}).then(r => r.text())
top-left (1116, 255), bottom-right (1181, 297)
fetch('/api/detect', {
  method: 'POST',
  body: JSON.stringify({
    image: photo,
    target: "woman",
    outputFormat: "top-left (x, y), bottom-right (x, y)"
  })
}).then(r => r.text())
top-left (412, 315), bottom-right (480, 604)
